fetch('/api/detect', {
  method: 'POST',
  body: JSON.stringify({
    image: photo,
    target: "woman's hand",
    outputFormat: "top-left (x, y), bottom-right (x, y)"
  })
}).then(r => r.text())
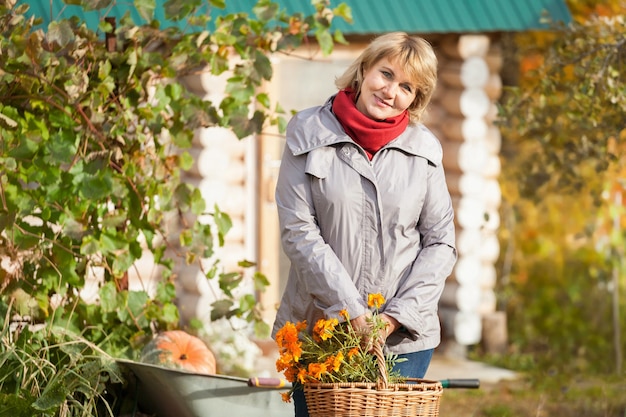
top-left (350, 313), bottom-right (373, 350)
top-left (350, 313), bottom-right (400, 352)
top-left (378, 313), bottom-right (400, 340)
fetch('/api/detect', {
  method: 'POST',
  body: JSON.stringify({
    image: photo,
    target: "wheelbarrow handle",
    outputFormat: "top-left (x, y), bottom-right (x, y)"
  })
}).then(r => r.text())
top-left (247, 377), bottom-right (289, 388)
top-left (440, 378), bottom-right (480, 389)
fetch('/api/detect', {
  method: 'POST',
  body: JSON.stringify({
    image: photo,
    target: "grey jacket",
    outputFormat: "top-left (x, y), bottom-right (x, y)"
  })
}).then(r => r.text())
top-left (271, 96), bottom-right (457, 354)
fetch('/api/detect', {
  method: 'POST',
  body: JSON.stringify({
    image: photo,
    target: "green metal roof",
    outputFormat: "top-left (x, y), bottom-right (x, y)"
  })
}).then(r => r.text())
top-left (20, 0), bottom-right (572, 34)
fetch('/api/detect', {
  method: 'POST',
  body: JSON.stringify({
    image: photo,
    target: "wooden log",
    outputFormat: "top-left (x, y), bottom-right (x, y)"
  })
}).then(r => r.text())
top-left (479, 232), bottom-right (500, 263)
top-left (483, 206), bottom-right (501, 232)
top-left (485, 125), bottom-right (502, 154)
top-left (440, 282), bottom-right (481, 312)
top-left (485, 73), bottom-right (503, 101)
top-left (480, 262), bottom-right (497, 289)
top-left (452, 195), bottom-right (487, 230)
top-left (485, 102), bottom-right (499, 124)
top-left (219, 242), bottom-right (249, 271)
top-left (485, 47), bottom-right (504, 73)
top-left (443, 141), bottom-right (490, 174)
top-left (455, 227), bottom-right (483, 257)
top-left (440, 88), bottom-right (491, 118)
top-left (197, 178), bottom-right (247, 217)
top-left (481, 311), bottom-right (508, 354)
top-left (483, 154), bottom-right (502, 178)
top-left (440, 116), bottom-right (488, 143)
top-left (194, 126), bottom-right (247, 159)
top-left (452, 254), bottom-right (482, 286)
top-left (441, 34), bottom-right (490, 59)
top-left (422, 104), bottom-right (447, 129)
top-left (439, 307), bottom-right (482, 345)
top-left (478, 288), bottom-right (497, 315)
top-left (446, 172), bottom-right (486, 199)
top-left (439, 56), bottom-right (490, 89)
top-left (176, 264), bottom-right (206, 293)
top-left (484, 178), bottom-right (502, 209)
top-left (188, 148), bottom-right (247, 183)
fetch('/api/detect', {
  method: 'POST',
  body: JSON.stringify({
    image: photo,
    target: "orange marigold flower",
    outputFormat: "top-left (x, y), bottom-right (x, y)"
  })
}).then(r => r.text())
top-left (339, 309), bottom-right (349, 320)
top-left (308, 362), bottom-right (328, 380)
top-left (297, 368), bottom-right (308, 384)
top-left (347, 347), bottom-right (359, 359)
top-left (332, 351), bottom-right (344, 372)
top-left (313, 318), bottom-right (339, 342)
top-left (281, 392), bottom-right (292, 403)
top-left (276, 321), bottom-right (299, 348)
top-left (367, 293), bottom-right (385, 309)
top-left (275, 321), bottom-right (304, 361)
top-left (276, 352), bottom-right (296, 372)
top-left (284, 366), bottom-right (299, 383)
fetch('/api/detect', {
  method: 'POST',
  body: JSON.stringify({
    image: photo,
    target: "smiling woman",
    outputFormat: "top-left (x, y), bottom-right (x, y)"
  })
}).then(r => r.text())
top-left (271, 32), bottom-right (456, 417)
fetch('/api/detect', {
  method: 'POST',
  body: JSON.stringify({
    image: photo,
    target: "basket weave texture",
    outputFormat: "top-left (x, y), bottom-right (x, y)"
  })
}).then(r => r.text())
top-left (303, 343), bottom-right (443, 417)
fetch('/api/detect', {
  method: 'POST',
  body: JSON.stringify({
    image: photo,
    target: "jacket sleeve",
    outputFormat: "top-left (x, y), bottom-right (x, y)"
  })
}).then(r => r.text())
top-left (383, 161), bottom-right (457, 340)
top-left (274, 141), bottom-right (368, 321)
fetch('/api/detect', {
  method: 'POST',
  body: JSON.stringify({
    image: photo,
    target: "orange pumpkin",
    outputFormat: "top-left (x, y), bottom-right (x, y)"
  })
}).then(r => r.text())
top-left (140, 330), bottom-right (217, 374)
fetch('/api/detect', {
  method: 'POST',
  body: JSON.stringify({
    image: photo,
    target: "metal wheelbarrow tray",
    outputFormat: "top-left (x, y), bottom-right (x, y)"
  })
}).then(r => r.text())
top-left (117, 359), bottom-right (292, 417)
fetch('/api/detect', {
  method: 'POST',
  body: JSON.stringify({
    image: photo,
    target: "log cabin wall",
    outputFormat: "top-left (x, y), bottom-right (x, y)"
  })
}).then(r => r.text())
top-left (426, 34), bottom-right (504, 354)
top-left (173, 71), bottom-right (258, 325)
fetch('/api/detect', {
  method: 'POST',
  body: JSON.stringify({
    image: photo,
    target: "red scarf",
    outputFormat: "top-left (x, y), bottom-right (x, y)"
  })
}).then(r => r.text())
top-left (332, 89), bottom-right (409, 160)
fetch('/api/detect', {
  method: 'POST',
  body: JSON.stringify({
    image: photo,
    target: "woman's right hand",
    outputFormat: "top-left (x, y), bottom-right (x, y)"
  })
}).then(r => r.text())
top-left (350, 313), bottom-right (373, 351)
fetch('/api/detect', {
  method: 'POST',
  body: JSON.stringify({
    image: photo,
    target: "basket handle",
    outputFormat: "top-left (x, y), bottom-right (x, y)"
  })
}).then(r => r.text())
top-left (372, 340), bottom-right (388, 389)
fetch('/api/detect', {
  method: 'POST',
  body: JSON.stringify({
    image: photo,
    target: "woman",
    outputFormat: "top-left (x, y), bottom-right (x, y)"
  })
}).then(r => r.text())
top-left (272, 32), bottom-right (457, 416)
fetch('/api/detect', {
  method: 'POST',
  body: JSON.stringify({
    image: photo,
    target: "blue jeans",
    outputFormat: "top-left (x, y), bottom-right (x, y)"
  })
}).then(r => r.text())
top-left (293, 349), bottom-right (434, 417)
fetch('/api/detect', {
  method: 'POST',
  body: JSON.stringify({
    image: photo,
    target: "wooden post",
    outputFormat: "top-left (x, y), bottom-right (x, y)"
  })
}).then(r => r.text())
top-left (105, 17), bottom-right (116, 53)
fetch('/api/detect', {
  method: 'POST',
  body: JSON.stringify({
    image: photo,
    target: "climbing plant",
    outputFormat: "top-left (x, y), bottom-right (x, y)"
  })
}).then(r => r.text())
top-left (0, 0), bottom-right (350, 414)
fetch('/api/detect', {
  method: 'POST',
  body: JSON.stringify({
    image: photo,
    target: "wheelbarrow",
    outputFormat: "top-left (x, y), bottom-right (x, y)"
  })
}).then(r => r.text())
top-left (117, 359), bottom-right (479, 417)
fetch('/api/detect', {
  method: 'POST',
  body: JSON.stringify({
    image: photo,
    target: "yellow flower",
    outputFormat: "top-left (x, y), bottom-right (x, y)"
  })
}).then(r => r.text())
top-left (297, 368), bottom-right (308, 384)
top-left (312, 318), bottom-right (339, 342)
top-left (367, 293), bottom-right (385, 309)
top-left (308, 362), bottom-right (328, 380)
top-left (329, 351), bottom-right (344, 372)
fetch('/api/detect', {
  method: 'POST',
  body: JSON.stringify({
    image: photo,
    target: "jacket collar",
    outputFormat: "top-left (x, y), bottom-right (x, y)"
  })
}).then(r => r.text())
top-left (286, 95), bottom-right (442, 167)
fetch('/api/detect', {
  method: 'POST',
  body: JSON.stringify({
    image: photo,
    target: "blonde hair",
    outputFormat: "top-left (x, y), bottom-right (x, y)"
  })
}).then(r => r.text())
top-left (335, 32), bottom-right (438, 123)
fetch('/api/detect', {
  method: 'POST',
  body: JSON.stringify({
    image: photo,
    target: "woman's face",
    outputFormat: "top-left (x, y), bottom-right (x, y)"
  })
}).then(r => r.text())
top-left (356, 56), bottom-right (416, 120)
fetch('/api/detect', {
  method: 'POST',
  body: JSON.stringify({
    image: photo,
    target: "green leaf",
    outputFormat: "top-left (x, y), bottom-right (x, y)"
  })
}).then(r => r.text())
top-left (125, 290), bottom-right (150, 322)
top-left (163, 0), bottom-right (201, 21)
top-left (160, 302), bottom-right (180, 324)
top-left (256, 92), bottom-right (271, 109)
top-left (99, 282), bottom-right (118, 313)
top-left (254, 320), bottom-right (271, 339)
top-left (135, 0), bottom-right (156, 22)
top-left (253, 50), bottom-right (273, 81)
top-left (32, 378), bottom-right (69, 411)
top-left (253, 0), bottom-right (279, 21)
top-left (253, 271), bottom-right (270, 291)
top-left (47, 20), bottom-right (74, 48)
top-left (239, 293), bottom-right (256, 313)
top-left (333, 3), bottom-right (353, 24)
top-left (218, 271), bottom-right (242, 296)
top-left (212, 204), bottom-right (232, 246)
top-left (210, 299), bottom-right (233, 321)
top-left (315, 28), bottom-right (334, 56)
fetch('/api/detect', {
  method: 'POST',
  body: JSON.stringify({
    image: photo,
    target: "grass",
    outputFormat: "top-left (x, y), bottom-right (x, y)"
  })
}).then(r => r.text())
top-left (439, 374), bottom-right (626, 417)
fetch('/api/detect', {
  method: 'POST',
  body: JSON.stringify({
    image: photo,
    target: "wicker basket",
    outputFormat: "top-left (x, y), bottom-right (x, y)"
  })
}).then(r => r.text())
top-left (304, 343), bottom-right (443, 417)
